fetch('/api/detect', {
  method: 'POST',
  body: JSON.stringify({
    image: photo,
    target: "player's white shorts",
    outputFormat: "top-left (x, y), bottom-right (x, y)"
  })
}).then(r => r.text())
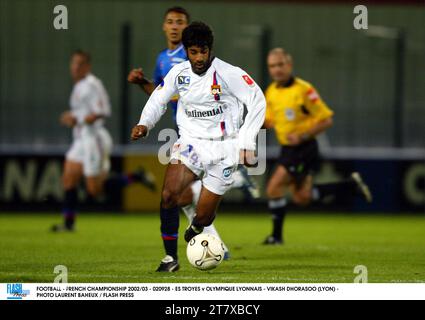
top-left (170, 136), bottom-right (239, 195)
top-left (66, 127), bottom-right (112, 177)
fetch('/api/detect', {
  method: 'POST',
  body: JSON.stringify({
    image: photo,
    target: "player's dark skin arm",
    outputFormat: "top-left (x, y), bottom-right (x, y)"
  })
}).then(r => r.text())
top-left (128, 68), bottom-right (156, 96)
top-left (131, 124), bottom-right (148, 140)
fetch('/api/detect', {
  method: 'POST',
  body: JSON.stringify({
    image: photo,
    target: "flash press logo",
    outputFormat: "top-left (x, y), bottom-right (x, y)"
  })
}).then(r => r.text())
top-left (6, 283), bottom-right (30, 300)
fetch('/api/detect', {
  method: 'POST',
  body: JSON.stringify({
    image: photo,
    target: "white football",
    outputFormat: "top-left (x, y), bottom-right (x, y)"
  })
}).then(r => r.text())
top-left (186, 233), bottom-right (225, 270)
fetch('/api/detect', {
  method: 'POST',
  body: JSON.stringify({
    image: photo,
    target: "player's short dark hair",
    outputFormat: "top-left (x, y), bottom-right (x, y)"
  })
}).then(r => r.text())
top-left (182, 22), bottom-right (214, 50)
top-left (164, 6), bottom-right (190, 22)
top-left (72, 50), bottom-right (91, 64)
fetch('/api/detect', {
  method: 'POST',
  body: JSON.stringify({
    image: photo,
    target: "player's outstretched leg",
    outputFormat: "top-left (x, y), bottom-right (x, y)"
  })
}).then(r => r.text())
top-left (311, 172), bottom-right (372, 204)
top-left (232, 165), bottom-right (260, 200)
top-left (156, 163), bottom-right (196, 272)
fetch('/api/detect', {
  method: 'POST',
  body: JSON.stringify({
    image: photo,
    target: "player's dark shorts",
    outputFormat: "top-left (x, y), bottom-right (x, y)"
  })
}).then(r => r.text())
top-left (278, 139), bottom-right (320, 184)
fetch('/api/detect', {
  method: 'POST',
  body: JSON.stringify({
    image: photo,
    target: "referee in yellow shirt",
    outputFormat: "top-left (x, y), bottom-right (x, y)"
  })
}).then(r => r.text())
top-left (263, 48), bottom-right (372, 245)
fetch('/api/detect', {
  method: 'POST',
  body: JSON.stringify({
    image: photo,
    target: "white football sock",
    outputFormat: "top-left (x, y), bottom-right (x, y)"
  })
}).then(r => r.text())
top-left (191, 180), bottom-right (202, 204)
top-left (182, 204), bottom-right (196, 221)
top-left (181, 180), bottom-right (202, 221)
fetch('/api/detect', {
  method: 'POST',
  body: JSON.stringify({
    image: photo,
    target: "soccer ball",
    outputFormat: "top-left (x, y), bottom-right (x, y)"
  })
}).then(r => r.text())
top-left (186, 233), bottom-right (225, 271)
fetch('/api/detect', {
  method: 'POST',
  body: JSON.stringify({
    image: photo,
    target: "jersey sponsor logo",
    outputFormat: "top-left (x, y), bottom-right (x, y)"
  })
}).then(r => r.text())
top-left (177, 76), bottom-right (190, 85)
top-left (242, 74), bottom-right (254, 86)
top-left (285, 108), bottom-right (295, 121)
top-left (222, 166), bottom-right (234, 179)
top-left (185, 105), bottom-right (224, 118)
top-left (307, 88), bottom-right (319, 102)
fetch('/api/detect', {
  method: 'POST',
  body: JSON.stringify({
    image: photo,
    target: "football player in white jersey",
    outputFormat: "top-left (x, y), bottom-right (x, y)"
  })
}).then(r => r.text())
top-left (53, 50), bottom-right (155, 232)
top-left (128, 7), bottom-right (262, 262)
top-left (131, 22), bottom-right (266, 272)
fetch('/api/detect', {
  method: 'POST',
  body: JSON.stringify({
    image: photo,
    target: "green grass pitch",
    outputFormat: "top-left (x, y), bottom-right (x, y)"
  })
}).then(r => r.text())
top-left (0, 212), bottom-right (424, 283)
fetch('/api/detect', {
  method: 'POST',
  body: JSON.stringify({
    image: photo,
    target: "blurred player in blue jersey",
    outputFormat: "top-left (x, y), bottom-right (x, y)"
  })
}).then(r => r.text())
top-left (128, 7), bottom-right (260, 270)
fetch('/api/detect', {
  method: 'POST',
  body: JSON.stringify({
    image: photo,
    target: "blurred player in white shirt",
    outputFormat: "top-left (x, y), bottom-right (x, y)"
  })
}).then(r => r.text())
top-left (53, 50), bottom-right (155, 232)
top-left (131, 22), bottom-right (266, 272)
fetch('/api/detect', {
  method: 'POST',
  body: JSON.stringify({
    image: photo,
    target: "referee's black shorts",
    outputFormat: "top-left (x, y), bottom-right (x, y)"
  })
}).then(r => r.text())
top-left (277, 139), bottom-right (321, 185)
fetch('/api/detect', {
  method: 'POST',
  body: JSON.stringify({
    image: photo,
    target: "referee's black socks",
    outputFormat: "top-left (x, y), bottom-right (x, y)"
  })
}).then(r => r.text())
top-left (268, 197), bottom-right (287, 241)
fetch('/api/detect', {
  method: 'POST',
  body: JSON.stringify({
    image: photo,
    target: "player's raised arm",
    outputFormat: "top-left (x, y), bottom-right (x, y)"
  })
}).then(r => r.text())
top-left (226, 69), bottom-right (266, 151)
top-left (131, 68), bottom-right (178, 140)
top-left (128, 67), bottom-right (156, 96)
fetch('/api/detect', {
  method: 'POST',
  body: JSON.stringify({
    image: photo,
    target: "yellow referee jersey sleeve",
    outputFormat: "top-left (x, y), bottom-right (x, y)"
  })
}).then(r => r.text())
top-left (303, 85), bottom-right (333, 122)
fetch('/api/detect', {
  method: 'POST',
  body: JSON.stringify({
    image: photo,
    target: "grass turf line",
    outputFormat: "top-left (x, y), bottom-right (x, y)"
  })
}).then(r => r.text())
top-left (0, 213), bottom-right (424, 283)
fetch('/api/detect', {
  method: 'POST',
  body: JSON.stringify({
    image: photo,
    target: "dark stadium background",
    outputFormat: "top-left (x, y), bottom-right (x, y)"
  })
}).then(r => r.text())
top-left (1, 0), bottom-right (424, 213)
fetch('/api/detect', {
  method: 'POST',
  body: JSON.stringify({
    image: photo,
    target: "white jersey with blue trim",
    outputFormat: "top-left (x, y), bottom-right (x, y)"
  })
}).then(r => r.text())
top-left (70, 73), bottom-right (111, 140)
top-left (138, 57), bottom-right (266, 150)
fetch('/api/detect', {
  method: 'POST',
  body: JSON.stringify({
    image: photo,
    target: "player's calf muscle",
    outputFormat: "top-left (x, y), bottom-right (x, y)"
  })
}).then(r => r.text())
top-left (194, 212), bottom-right (216, 226)
top-left (194, 189), bottom-right (221, 226)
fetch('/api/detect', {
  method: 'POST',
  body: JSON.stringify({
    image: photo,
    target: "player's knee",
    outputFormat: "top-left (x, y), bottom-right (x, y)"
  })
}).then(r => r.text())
top-left (292, 190), bottom-right (311, 206)
top-left (161, 188), bottom-right (179, 208)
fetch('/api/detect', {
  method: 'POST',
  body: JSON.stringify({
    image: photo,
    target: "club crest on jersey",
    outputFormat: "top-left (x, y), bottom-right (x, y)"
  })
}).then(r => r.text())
top-left (211, 84), bottom-right (221, 96)
top-left (211, 71), bottom-right (221, 101)
top-left (178, 76), bottom-right (190, 85)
